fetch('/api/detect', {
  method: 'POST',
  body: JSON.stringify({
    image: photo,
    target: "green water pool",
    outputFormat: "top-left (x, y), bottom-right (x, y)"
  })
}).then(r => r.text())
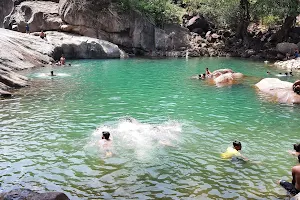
top-left (0, 57), bottom-right (299, 199)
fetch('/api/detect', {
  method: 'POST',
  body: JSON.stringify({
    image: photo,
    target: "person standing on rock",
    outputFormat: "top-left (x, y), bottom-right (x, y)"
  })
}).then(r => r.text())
top-left (25, 23), bottom-right (30, 34)
top-left (278, 155), bottom-right (300, 196)
top-left (40, 30), bottom-right (46, 39)
top-left (60, 54), bottom-right (66, 65)
top-left (205, 68), bottom-right (211, 77)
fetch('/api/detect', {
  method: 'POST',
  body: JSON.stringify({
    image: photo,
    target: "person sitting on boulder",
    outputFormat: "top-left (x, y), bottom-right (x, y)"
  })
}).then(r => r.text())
top-left (278, 155), bottom-right (300, 196)
top-left (295, 49), bottom-right (299, 59)
top-left (40, 30), bottom-right (46, 39)
top-left (293, 80), bottom-right (300, 95)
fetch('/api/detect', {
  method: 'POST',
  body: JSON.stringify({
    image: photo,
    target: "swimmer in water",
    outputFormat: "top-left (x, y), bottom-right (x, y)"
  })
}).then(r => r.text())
top-left (50, 71), bottom-right (56, 76)
top-left (288, 143), bottom-right (300, 157)
top-left (99, 131), bottom-right (112, 157)
top-left (221, 141), bottom-right (248, 161)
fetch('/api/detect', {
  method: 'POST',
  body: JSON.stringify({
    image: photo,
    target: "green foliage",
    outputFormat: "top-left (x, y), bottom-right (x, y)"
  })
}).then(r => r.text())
top-left (118, 0), bottom-right (184, 26)
top-left (261, 15), bottom-right (281, 27)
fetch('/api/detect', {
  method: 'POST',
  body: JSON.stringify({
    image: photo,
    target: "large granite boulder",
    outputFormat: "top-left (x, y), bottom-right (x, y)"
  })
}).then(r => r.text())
top-left (274, 59), bottom-right (300, 70)
top-left (255, 78), bottom-right (300, 104)
top-left (46, 31), bottom-right (127, 60)
top-left (276, 42), bottom-right (298, 55)
top-left (59, 0), bottom-right (155, 53)
top-left (4, 1), bottom-right (62, 32)
top-left (210, 69), bottom-right (244, 87)
top-left (0, 28), bottom-right (126, 90)
top-left (0, 0), bottom-right (14, 27)
top-left (155, 24), bottom-right (190, 51)
top-left (0, 188), bottom-right (69, 200)
top-left (59, 0), bottom-right (190, 53)
top-left (186, 15), bottom-right (210, 33)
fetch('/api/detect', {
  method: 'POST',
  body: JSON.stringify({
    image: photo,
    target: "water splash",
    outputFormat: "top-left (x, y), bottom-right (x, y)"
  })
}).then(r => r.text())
top-left (88, 117), bottom-right (182, 160)
top-left (33, 73), bottom-right (71, 78)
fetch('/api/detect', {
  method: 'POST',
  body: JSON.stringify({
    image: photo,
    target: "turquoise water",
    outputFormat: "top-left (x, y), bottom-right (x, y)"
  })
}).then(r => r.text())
top-left (1, 58), bottom-right (300, 199)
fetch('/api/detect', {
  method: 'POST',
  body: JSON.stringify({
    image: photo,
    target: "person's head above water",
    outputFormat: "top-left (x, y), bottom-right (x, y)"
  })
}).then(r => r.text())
top-left (102, 131), bottom-right (110, 140)
top-left (233, 141), bottom-right (242, 151)
top-left (294, 143), bottom-right (300, 152)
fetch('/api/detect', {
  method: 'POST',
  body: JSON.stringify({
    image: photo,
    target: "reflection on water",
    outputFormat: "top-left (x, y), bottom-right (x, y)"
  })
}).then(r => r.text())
top-left (1, 58), bottom-right (300, 199)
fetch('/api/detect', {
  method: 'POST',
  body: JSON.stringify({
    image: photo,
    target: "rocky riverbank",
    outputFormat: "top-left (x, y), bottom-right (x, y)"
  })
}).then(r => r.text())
top-left (0, 28), bottom-right (126, 94)
top-left (1, 0), bottom-right (300, 95)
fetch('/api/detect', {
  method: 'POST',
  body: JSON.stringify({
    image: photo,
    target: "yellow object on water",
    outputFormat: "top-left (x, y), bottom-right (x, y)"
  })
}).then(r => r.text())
top-left (221, 147), bottom-right (241, 159)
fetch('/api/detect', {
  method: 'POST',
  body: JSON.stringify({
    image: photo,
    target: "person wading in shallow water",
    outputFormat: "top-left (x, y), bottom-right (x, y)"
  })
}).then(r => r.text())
top-left (278, 155), bottom-right (300, 196)
top-left (221, 141), bottom-right (248, 161)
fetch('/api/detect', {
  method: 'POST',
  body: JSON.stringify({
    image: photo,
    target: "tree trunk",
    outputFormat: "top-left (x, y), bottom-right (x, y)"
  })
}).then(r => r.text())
top-left (270, 16), bottom-right (296, 43)
top-left (236, 0), bottom-right (250, 43)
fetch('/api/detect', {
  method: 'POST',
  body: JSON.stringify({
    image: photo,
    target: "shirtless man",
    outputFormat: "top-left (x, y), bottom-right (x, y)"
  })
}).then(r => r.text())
top-left (99, 131), bottom-right (112, 157)
top-left (278, 155), bottom-right (300, 196)
top-left (60, 54), bottom-right (66, 65)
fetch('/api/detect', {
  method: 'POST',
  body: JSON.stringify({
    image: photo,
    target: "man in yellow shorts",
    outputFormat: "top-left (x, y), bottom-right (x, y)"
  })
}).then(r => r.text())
top-left (221, 141), bottom-right (248, 161)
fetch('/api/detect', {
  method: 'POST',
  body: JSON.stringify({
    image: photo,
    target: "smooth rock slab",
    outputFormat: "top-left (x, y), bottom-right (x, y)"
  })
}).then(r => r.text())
top-left (0, 189), bottom-right (70, 200)
top-left (274, 58), bottom-right (300, 70)
top-left (4, 1), bottom-right (62, 32)
top-left (255, 78), bottom-right (300, 104)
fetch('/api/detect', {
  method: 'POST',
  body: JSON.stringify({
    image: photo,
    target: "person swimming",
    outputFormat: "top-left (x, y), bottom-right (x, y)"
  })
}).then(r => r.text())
top-left (289, 143), bottom-right (300, 156)
top-left (221, 141), bottom-right (248, 161)
top-left (198, 73), bottom-right (206, 80)
top-left (99, 131), bottom-right (112, 157)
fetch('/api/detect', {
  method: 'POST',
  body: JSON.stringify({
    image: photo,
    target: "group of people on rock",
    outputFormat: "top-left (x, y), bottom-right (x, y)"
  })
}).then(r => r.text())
top-left (198, 68), bottom-right (212, 79)
top-left (285, 49), bottom-right (299, 61)
top-left (222, 141), bottom-right (300, 197)
top-left (49, 54), bottom-right (70, 76)
top-left (25, 23), bottom-right (46, 39)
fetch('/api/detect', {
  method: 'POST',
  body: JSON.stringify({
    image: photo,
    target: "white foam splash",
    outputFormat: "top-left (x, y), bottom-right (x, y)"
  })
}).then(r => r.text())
top-left (34, 73), bottom-right (71, 78)
top-left (88, 117), bottom-right (182, 160)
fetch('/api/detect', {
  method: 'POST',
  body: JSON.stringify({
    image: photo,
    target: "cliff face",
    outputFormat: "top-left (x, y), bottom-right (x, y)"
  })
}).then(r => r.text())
top-left (0, 0), bottom-right (13, 28)
top-left (59, 0), bottom-right (156, 52)
top-left (2, 0), bottom-right (190, 53)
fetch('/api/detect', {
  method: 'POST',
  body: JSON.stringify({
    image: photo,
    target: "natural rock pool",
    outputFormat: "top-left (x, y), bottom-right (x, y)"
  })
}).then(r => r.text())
top-left (1, 58), bottom-right (299, 199)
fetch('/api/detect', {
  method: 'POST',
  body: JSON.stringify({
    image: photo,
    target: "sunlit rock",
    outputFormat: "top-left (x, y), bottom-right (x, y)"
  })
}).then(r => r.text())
top-left (255, 78), bottom-right (300, 104)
